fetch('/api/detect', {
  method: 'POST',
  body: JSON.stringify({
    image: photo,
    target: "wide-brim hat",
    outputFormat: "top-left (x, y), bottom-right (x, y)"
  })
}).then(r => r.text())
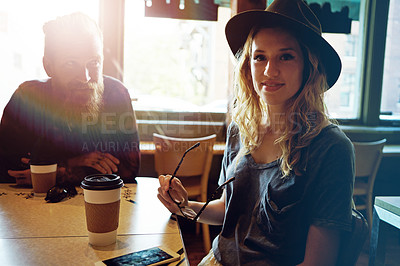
top-left (225, 0), bottom-right (341, 89)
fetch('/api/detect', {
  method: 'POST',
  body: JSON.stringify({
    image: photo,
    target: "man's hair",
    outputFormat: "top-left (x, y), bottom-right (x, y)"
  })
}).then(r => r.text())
top-left (43, 12), bottom-right (103, 59)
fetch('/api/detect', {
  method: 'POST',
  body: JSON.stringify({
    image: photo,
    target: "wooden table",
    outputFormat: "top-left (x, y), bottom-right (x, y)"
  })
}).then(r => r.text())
top-left (369, 196), bottom-right (400, 266)
top-left (0, 177), bottom-right (187, 265)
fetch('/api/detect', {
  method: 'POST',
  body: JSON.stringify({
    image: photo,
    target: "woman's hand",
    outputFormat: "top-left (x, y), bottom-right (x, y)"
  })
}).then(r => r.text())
top-left (67, 151), bottom-right (120, 174)
top-left (157, 174), bottom-right (189, 214)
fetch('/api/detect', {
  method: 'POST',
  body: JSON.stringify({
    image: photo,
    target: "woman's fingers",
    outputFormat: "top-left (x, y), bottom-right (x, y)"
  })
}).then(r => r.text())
top-left (157, 183), bottom-right (169, 199)
top-left (167, 177), bottom-right (188, 205)
top-left (170, 178), bottom-right (184, 191)
top-left (157, 186), bottom-right (178, 211)
top-left (158, 175), bottom-right (184, 201)
top-left (158, 175), bottom-right (189, 212)
top-left (157, 191), bottom-right (179, 213)
top-left (158, 175), bottom-right (172, 191)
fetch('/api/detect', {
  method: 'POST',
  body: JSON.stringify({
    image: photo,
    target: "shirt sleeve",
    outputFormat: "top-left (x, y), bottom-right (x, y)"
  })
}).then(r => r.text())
top-left (307, 131), bottom-right (355, 232)
top-left (0, 85), bottom-right (37, 182)
top-left (218, 122), bottom-right (240, 186)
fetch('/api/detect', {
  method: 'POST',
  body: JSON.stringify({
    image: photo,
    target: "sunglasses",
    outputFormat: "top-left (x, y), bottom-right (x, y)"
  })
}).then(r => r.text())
top-left (167, 142), bottom-right (235, 221)
top-left (45, 181), bottom-right (77, 203)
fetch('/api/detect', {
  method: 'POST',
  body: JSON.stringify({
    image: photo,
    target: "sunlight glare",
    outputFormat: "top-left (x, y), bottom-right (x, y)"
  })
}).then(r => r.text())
top-left (0, 0), bottom-right (99, 116)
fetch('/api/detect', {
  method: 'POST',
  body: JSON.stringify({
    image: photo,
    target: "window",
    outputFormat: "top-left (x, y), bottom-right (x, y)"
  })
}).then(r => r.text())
top-left (322, 14), bottom-right (363, 119)
top-left (380, 0), bottom-right (400, 121)
top-left (123, 1), bottom-right (230, 113)
top-left (0, 0), bottom-right (99, 117)
top-left (266, 1), bottom-right (364, 120)
top-left (339, 73), bottom-right (355, 108)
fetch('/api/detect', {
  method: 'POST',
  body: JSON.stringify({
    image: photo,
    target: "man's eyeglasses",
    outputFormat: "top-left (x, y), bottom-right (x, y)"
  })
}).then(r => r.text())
top-left (167, 142), bottom-right (235, 222)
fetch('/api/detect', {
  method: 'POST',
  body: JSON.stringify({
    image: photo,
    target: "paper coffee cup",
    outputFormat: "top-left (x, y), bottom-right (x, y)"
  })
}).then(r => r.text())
top-left (81, 174), bottom-right (124, 246)
top-left (30, 164), bottom-right (57, 196)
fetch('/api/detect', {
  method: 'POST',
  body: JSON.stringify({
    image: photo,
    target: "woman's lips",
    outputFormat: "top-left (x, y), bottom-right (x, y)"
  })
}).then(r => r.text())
top-left (262, 82), bottom-right (284, 92)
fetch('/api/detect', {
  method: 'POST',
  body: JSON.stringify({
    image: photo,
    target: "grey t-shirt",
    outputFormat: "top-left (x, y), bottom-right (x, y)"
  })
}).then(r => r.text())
top-left (213, 123), bottom-right (354, 266)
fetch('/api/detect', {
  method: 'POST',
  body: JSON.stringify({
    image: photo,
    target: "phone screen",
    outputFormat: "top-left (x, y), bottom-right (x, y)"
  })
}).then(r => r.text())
top-left (102, 247), bottom-right (177, 266)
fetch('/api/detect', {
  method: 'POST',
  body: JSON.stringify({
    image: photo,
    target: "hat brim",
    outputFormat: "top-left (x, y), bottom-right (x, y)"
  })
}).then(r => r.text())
top-left (225, 10), bottom-right (341, 89)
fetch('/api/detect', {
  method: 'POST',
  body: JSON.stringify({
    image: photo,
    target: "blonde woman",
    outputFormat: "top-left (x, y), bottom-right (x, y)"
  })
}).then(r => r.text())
top-left (158, 0), bottom-right (354, 265)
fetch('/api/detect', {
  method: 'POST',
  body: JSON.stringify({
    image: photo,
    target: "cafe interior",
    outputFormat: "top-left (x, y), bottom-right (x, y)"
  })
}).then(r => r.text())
top-left (1, 0), bottom-right (400, 265)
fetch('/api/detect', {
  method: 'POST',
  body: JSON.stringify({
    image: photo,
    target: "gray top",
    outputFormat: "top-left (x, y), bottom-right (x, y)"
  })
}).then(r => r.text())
top-left (213, 122), bottom-right (355, 265)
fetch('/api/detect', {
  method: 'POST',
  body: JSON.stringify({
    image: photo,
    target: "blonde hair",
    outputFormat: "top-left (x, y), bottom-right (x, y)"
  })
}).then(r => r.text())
top-left (232, 26), bottom-right (331, 177)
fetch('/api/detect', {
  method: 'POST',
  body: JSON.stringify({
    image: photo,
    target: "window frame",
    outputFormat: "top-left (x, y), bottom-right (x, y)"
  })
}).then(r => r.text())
top-left (358, 0), bottom-right (389, 126)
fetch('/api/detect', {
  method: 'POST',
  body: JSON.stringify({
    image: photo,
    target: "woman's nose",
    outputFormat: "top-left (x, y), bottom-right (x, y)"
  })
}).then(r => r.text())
top-left (264, 60), bottom-right (279, 77)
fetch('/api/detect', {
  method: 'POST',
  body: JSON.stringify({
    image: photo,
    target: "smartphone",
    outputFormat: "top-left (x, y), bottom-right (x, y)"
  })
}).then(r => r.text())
top-left (97, 246), bottom-right (180, 266)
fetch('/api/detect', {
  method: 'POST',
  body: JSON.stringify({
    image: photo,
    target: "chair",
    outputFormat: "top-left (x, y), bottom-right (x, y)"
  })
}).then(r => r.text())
top-left (153, 133), bottom-right (217, 252)
top-left (336, 208), bottom-right (369, 266)
top-left (352, 139), bottom-right (386, 226)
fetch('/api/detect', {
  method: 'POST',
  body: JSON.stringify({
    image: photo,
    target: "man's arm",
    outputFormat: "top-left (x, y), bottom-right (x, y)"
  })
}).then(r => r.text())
top-left (0, 88), bottom-right (34, 183)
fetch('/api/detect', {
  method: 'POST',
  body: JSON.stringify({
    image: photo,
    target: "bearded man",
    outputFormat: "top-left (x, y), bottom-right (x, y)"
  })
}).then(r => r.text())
top-left (0, 13), bottom-right (140, 185)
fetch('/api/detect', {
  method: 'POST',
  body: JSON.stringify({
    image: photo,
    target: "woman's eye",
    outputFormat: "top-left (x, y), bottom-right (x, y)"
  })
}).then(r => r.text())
top-left (253, 54), bottom-right (266, 61)
top-left (280, 54), bottom-right (295, 61)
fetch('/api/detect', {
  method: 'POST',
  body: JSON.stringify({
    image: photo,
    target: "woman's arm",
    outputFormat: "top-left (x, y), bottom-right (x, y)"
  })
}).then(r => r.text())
top-left (186, 190), bottom-right (226, 225)
top-left (298, 225), bottom-right (340, 266)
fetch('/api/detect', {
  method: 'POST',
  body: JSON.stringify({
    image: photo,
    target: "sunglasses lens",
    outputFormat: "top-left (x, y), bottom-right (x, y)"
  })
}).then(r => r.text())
top-left (45, 186), bottom-right (67, 203)
top-left (44, 181), bottom-right (78, 203)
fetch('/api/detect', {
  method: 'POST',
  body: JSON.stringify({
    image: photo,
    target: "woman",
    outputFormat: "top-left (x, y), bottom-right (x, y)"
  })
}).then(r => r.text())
top-left (158, 0), bottom-right (354, 265)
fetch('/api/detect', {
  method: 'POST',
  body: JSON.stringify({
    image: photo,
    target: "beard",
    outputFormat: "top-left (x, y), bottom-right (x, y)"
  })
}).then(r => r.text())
top-left (61, 77), bottom-right (104, 129)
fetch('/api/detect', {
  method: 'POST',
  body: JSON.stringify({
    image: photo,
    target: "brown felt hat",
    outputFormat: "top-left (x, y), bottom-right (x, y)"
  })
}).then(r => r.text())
top-left (225, 0), bottom-right (341, 89)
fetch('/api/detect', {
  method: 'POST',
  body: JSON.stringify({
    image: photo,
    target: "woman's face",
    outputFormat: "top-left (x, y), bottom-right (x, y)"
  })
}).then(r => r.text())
top-left (250, 27), bottom-right (304, 111)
